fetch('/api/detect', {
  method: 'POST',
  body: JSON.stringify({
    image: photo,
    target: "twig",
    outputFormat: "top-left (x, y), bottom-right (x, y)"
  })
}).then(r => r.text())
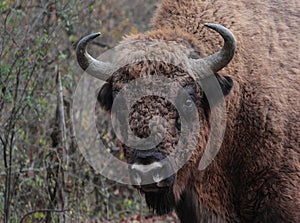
top-left (139, 193), bottom-right (143, 223)
top-left (20, 209), bottom-right (69, 223)
top-left (56, 65), bottom-right (68, 167)
top-left (0, 167), bottom-right (46, 176)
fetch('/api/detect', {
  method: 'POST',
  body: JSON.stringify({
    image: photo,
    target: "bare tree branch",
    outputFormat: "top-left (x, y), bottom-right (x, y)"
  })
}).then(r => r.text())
top-left (55, 65), bottom-right (71, 223)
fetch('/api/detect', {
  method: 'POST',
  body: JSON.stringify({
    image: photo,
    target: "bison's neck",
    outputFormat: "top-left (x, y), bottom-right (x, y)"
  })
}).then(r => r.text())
top-left (176, 188), bottom-right (232, 223)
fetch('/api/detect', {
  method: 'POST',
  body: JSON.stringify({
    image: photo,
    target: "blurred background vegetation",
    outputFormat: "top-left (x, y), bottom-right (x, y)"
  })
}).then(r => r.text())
top-left (0, 0), bottom-right (178, 222)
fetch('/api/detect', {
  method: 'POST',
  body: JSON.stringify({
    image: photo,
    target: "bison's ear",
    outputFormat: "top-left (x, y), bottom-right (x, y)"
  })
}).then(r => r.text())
top-left (202, 73), bottom-right (233, 116)
top-left (97, 82), bottom-right (113, 111)
top-left (215, 73), bottom-right (233, 97)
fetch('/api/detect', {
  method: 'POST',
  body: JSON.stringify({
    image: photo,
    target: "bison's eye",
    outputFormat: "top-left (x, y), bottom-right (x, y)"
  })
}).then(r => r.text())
top-left (175, 85), bottom-right (197, 123)
top-left (181, 93), bottom-right (196, 114)
top-left (184, 98), bottom-right (193, 108)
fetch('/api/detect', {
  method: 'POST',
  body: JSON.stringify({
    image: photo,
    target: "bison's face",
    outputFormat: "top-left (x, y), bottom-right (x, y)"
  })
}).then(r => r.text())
top-left (100, 62), bottom-right (201, 187)
top-left (76, 24), bottom-right (236, 214)
top-left (97, 63), bottom-right (205, 213)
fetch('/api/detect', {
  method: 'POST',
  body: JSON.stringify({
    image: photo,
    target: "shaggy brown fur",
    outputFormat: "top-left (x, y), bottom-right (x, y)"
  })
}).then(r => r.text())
top-left (93, 0), bottom-right (300, 222)
top-left (150, 0), bottom-right (300, 222)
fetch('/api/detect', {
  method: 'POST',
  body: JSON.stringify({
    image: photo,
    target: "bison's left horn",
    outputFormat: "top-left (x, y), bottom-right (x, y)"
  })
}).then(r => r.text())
top-left (200, 23), bottom-right (237, 73)
top-left (76, 32), bottom-right (113, 80)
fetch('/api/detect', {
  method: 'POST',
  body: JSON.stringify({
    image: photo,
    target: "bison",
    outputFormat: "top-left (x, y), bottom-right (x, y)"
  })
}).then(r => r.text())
top-left (75, 0), bottom-right (300, 222)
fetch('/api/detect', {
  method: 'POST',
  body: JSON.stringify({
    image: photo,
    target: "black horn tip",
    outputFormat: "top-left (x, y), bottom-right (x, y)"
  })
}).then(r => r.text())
top-left (204, 23), bottom-right (236, 43)
top-left (204, 23), bottom-right (217, 29)
top-left (89, 32), bottom-right (102, 40)
top-left (77, 32), bottom-right (101, 50)
top-left (84, 32), bottom-right (102, 41)
top-left (204, 23), bottom-right (224, 31)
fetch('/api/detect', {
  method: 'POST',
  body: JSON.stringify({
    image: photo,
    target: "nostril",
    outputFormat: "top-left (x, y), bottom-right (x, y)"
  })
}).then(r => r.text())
top-left (131, 170), bottom-right (142, 185)
top-left (152, 161), bottom-right (173, 183)
top-left (153, 170), bottom-right (162, 183)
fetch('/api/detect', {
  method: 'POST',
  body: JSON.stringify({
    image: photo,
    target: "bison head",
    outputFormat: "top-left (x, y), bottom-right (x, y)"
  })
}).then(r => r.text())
top-left (76, 24), bottom-right (236, 214)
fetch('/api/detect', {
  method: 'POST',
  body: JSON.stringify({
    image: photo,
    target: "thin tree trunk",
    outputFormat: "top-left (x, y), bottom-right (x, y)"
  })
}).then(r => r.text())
top-left (56, 65), bottom-right (70, 223)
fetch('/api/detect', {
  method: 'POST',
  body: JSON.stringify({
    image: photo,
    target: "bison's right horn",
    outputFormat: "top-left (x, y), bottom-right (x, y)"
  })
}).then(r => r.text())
top-left (76, 32), bottom-right (113, 80)
top-left (200, 23), bottom-right (237, 74)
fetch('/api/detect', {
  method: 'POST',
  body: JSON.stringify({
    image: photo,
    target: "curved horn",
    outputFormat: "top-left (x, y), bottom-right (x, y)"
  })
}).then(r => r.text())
top-left (202, 23), bottom-right (237, 73)
top-left (76, 32), bottom-right (113, 80)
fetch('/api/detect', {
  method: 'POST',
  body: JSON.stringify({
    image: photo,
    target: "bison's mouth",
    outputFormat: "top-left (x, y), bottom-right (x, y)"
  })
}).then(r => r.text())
top-left (134, 174), bottom-right (174, 193)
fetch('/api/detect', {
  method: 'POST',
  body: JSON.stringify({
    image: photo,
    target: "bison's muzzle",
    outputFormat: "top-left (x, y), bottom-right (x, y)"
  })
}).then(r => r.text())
top-left (129, 149), bottom-right (175, 193)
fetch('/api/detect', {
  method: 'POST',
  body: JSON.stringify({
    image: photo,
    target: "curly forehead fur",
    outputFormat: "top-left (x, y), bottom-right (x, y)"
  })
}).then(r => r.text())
top-left (108, 29), bottom-right (206, 80)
